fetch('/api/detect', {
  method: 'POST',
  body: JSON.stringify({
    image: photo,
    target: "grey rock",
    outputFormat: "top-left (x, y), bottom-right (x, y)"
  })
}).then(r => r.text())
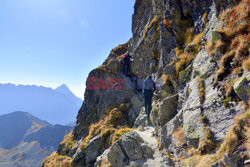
top-left (159, 110), bottom-right (183, 151)
top-left (234, 72), bottom-right (250, 106)
top-left (121, 132), bottom-right (144, 161)
top-left (128, 161), bottom-right (140, 167)
top-left (141, 143), bottom-right (154, 158)
top-left (182, 78), bottom-right (203, 147)
top-left (106, 58), bottom-right (121, 73)
top-left (108, 142), bottom-right (128, 167)
top-left (192, 49), bottom-right (216, 79)
top-left (94, 149), bottom-right (110, 167)
top-left (163, 156), bottom-right (175, 167)
top-left (163, 64), bottom-right (176, 77)
top-left (178, 64), bottom-right (193, 86)
top-left (157, 94), bottom-right (178, 127)
top-left (244, 159), bottom-right (250, 165)
top-left (134, 108), bottom-right (149, 128)
top-left (203, 7), bottom-right (222, 42)
top-left (211, 31), bottom-right (222, 44)
top-left (84, 135), bottom-right (101, 164)
top-left (212, 160), bottom-right (225, 167)
top-left (72, 147), bottom-right (84, 163)
top-left (97, 131), bottom-right (146, 167)
top-left (131, 95), bottom-right (144, 116)
top-left (224, 153), bottom-right (237, 167)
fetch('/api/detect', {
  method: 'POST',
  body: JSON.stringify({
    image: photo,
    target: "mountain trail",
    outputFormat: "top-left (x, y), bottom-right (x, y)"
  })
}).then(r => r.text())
top-left (135, 126), bottom-right (166, 167)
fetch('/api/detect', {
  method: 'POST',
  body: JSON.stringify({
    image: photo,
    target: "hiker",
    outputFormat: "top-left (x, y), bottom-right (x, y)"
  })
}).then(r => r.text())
top-left (122, 52), bottom-right (132, 76)
top-left (143, 75), bottom-right (156, 120)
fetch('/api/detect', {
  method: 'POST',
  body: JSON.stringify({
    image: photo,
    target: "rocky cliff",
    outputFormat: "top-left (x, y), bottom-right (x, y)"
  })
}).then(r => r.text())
top-left (42, 0), bottom-right (249, 166)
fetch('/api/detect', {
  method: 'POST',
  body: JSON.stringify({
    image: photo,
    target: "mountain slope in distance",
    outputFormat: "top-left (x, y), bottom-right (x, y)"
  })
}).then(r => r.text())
top-left (0, 83), bottom-right (82, 125)
top-left (0, 111), bottom-right (72, 167)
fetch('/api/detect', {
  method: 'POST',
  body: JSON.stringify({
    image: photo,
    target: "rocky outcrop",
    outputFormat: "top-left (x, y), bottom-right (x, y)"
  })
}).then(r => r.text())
top-left (42, 0), bottom-right (249, 166)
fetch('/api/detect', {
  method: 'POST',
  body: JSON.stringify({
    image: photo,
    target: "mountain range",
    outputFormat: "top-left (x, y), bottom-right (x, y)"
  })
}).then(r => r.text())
top-left (0, 111), bottom-right (72, 167)
top-left (0, 83), bottom-right (82, 125)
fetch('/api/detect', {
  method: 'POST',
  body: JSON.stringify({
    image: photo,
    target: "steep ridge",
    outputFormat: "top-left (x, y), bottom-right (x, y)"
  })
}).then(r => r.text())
top-left (42, 0), bottom-right (249, 166)
top-left (0, 111), bottom-right (72, 167)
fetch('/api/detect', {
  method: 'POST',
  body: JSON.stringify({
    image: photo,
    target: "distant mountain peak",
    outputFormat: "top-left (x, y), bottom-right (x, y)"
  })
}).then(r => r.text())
top-left (55, 84), bottom-right (82, 105)
top-left (0, 83), bottom-right (82, 124)
top-left (55, 84), bottom-right (73, 95)
top-left (56, 84), bottom-right (69, 90)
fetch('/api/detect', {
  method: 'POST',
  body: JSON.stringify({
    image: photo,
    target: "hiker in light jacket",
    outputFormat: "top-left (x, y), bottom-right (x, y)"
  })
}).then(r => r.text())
top-left (143, 75), bottom-right (156, 120)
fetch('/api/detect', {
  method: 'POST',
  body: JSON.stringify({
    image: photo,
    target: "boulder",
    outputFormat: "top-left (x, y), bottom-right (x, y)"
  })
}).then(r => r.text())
top-left (192, 49), bottom-right (216, 79)
top-left (157, 94), bottom-right (178, 127)
top-left (212, 31), bottom-right (222, 44)
top-left (212, 160), bottom-right (225, 167)
top-left (233, 72), bottom-right (250, 105)
top-left (128, 161), bottom-right (140, 167)
top-left (178, 64), bottom-right (193, 86)
top-left (120, 132), bottom-right (144, 161)
top-left (134, 107), bottom-right (149, 128)
top-left (159, 110), bottom-right (183, 150)
top-left (84, 135), bottom-right (101, 164)
top-left (182, 78), bottom-right (204, 147)
top-left (96, 131), bottom-right (145, 167)
top-left (130, 95), bottom-right (144, 116)
top-left (107, 142), bottom-right (128, 167)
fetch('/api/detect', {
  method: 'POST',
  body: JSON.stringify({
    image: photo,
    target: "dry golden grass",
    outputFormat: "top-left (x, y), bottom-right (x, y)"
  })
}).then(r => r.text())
top-left (209, 0), bottom-right (249, 92)
top-left (191, 32), bottom-right (203, 46)
top-left (219, 0), bottom-right (249, 38)
top-left (144, 16), bottom-right (160, 40)
top-left (198, 76), bottom-right (205, 104)
top-left (59, 132), bottom-right (76, 155)
top-left (163, 19), bottom-right (172, 28)
top-left (198, 126), bottom-right (215, 154)
top-left (175, 52), bottom-right (192, 75)
top-left (157, 137), bottom-right (162, 150)
top-left (152, 49), bottom-right (159, 60)
top-left (243, 56), bottom-right (250, 70)
top-left (111, 128), bottom-right (133, 143)
top-left (43, 152), bottom-right (72, 167)
top-left (176, 18), bottom-right (194, 48)
top-left (174, 31), bottom-right (203, 76)
top-left (79, 104), bottom-right (133, 153)
top-left (172, 126), bottom-right (185, 146)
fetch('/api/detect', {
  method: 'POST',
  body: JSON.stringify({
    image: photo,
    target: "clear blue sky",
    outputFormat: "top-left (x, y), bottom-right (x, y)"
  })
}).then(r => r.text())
top-left (0, 0), bottom-right (135, 99)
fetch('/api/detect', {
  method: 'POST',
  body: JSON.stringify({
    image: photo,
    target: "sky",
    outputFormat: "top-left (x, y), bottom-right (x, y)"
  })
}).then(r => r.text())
top-left (0, 0), bottom-right (135, 99)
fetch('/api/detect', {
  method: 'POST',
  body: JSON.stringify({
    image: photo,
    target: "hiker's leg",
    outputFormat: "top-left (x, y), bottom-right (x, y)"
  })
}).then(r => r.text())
top-left (146, 97), bottom-right (150, 118)
top-left (144, 91), bottom-right (148, 115)
top-left (149, 95), bottom-right (152, 116)
top-left (123, 64), bottom-right (127, 75)
top-left (125, 64), bottom-right (129, 76)
top-left (146, 91), bottom-right (151, 118)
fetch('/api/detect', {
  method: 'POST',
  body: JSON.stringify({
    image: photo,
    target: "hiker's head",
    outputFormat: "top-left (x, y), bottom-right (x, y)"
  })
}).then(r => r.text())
top-left (148, 75), bottom-right (152, 79)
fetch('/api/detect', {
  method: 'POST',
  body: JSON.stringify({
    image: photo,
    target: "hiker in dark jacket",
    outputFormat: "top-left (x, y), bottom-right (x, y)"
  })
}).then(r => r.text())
top-left (122, 53), bottom-right (132, 76)
top-left (143, 75), bottom-right (156, 120)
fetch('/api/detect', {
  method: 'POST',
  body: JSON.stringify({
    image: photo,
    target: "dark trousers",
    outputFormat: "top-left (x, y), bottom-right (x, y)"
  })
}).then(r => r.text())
top-left (123, 63), bottom-right (130, 76)
top-left (144, 89), bottom-right (153, 118)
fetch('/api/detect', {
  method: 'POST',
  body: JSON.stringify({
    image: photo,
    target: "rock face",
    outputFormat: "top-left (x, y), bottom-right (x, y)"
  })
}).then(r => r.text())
top-left (43, 0), bottom-right (249, 166)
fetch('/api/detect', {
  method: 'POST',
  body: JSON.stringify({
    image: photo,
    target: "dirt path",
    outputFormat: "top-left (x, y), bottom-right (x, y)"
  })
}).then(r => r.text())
top-left (135, 127), bottom-right (167, 167)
